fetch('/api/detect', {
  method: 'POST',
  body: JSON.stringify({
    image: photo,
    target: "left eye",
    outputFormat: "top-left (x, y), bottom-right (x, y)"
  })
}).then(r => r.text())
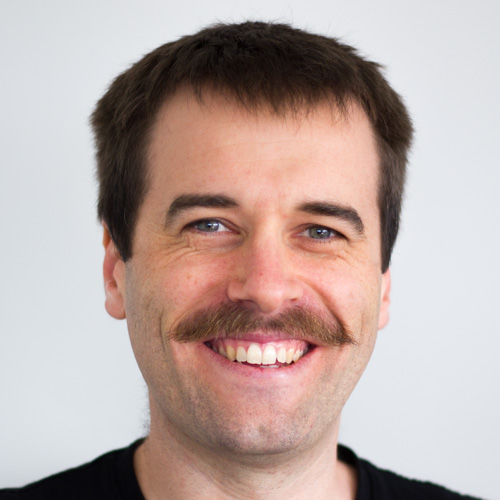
top-left (300, 226), bottom-right (338, 240)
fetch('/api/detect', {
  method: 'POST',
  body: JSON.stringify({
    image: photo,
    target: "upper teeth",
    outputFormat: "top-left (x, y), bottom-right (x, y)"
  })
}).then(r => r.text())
top-left (210, 341), bottom-right (308, 366)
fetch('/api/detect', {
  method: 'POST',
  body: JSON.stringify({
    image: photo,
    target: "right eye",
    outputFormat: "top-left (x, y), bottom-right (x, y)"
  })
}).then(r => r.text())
top-left (186, 219), bottom-right (231, 233)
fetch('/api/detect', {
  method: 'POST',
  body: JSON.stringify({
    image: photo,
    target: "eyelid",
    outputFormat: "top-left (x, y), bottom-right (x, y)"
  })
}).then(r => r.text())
top-left (296, 224), bottom-right (344, 241)
top-left (182, 218), bottom-right (344, 241)
top-left (184, 217), bottom-right (234, 233)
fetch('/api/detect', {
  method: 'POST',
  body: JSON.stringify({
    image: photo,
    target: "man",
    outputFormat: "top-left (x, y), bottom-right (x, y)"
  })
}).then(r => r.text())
top-left (0, 21), bottom-right (480, 499)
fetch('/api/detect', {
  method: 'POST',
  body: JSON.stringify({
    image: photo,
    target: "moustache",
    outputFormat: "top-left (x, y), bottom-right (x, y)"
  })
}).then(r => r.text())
top-left (167, 302), bottom-right (356, 347)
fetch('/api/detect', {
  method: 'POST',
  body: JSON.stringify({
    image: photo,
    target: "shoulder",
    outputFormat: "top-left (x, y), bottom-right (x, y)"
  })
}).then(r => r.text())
top-left (0, 440), bottom-right (144, 500)
top-left (338, 445), bottom-right (484, 500)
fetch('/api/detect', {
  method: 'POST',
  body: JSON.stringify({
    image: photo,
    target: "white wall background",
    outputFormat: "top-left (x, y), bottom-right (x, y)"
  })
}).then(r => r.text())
top-left (1, 1), bottom-right (498, 498)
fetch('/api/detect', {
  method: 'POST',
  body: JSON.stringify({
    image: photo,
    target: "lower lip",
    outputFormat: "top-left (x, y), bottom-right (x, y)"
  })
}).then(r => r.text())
top-left (198, 342), bottom-right (318, 379)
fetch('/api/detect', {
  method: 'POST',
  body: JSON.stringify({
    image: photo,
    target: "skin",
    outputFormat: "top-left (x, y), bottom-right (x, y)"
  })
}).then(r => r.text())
top-left (103, 92), bottom-right (391, 499)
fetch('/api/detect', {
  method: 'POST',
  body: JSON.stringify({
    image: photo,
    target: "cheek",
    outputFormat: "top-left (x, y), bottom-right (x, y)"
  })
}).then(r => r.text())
top-left (164, 257), bottom-right (234, 313)
top-left (133, 250), bottom-right (237, 331)
top-left (301, 260), bottom-right (382, 335)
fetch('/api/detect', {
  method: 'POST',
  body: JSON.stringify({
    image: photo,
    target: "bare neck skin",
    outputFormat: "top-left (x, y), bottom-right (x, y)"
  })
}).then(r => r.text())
top-left (134, 410), bottom-right (357, 500)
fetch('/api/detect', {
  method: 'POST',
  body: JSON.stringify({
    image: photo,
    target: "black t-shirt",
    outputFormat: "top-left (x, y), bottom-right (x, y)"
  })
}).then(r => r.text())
top-left (0, 440), bottom-right (483, 499)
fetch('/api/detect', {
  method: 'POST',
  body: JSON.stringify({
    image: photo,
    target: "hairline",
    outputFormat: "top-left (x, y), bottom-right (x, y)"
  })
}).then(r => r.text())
top-left (130, 88), bottom-right (385, 262)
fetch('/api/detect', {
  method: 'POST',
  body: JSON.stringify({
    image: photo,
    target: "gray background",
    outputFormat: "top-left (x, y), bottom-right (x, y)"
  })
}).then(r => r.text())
top-left (1, 1), bottom-right (498, 498)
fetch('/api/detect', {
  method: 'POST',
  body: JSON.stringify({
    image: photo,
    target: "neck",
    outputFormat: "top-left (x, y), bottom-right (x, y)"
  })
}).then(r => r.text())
top-left (134, 413), bottom-right (357, 500)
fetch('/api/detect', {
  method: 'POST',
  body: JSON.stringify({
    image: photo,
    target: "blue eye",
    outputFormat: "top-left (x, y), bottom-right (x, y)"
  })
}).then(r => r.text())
top-left (302, 226), bottom-right (337, 240)
top-left (195, 220), bottom-right (220, 232)
top-left (189, 219), bottom-right (231, 233)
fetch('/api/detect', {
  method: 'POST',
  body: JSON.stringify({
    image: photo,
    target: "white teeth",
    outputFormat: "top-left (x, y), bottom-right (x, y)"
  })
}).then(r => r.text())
top-left (277, 347), bottom-right (287, 363)
top-left (262, 345), bottom-right (277, 365)
top-left (236, 346), bottom-right (247, 362)
top-left (226, 345), bottom-right (236, 361)
top-left (246, 343), bottom-right (262, 364)
top-left (212, 342), bottom-right (309, 365)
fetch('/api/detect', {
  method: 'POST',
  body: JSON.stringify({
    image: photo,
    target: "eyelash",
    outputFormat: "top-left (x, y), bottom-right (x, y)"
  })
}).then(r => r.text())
top-left (185, 219), bottom-right (343, 242)
top-left (297, 225), bottom-right (342, 242)
top-left (185, 218), bottom-right (232, 234)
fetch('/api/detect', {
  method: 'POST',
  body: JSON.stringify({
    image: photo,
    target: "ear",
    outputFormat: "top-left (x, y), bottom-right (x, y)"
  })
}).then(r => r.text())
top-left (378, 268), bottom-right (391, 330)
top-left (103, 225), bottom-right (126, 320)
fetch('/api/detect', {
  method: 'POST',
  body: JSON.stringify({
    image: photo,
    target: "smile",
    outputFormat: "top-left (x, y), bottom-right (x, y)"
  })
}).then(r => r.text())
top-left (204, 338), bottom-right (313, 368)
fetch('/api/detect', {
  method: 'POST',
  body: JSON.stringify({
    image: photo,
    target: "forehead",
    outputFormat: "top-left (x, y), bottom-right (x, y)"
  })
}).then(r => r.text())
top-left (145, 91), bottom-right (380, 232)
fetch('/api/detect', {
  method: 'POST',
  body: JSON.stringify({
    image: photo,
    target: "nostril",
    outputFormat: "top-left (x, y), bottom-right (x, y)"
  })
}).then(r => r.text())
top-left (226, 246), bottom-right (303, 313)
top-left (227, 280), bottom-right (303, 315)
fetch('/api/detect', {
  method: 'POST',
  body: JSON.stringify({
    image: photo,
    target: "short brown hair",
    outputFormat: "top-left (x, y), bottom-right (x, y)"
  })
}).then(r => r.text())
top-left (92, 21), bottom-right (413, 271)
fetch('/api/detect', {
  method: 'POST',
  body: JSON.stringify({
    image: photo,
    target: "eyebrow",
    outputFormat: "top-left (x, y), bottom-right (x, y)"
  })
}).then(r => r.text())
top-left (165, 194), bottom-right (365, 235)
top-left (166, 194), bottom-right (238, 225)
top-left (297, 201), bottom-right (365, 235)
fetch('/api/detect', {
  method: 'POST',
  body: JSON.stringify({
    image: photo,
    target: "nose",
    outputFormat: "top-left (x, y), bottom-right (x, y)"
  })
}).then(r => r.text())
top-left (226, 234), bottom-right (303, 314)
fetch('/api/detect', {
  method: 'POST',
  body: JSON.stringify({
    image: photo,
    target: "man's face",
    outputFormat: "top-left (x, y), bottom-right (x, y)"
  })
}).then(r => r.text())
top-left (105, 92), bottom-right (390, 459)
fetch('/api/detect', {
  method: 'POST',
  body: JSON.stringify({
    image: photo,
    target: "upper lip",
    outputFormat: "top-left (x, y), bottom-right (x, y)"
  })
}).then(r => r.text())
top-left (203, 331), bottom-right (320, 346)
